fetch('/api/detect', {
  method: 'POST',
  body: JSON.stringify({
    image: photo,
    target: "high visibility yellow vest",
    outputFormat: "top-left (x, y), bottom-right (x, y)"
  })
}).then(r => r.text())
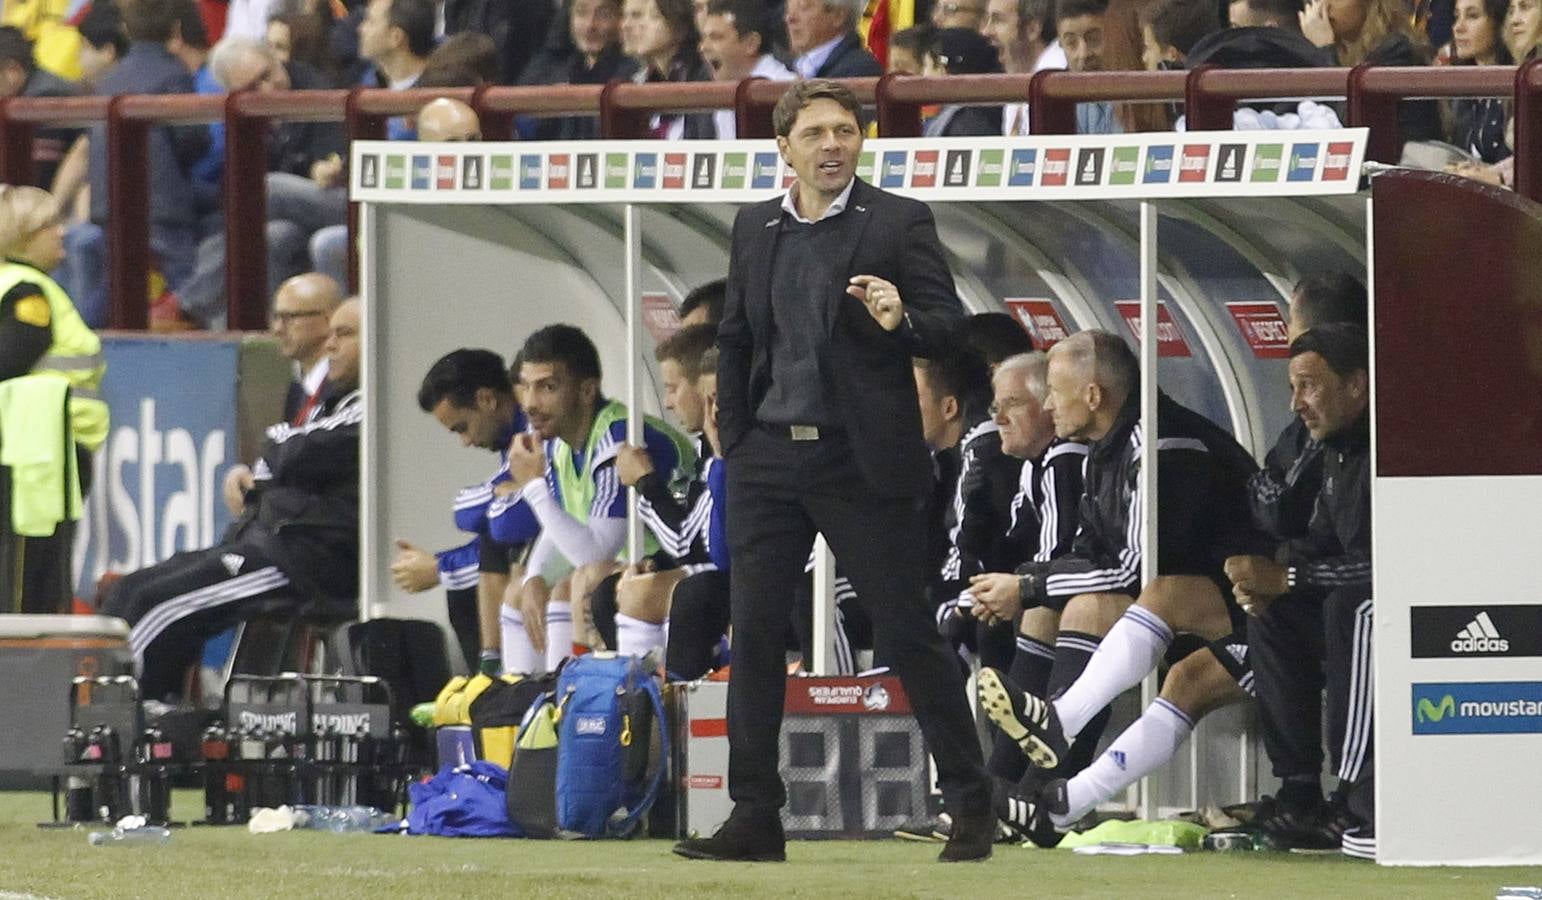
top-left (2, 260), bottom-right (108, 450)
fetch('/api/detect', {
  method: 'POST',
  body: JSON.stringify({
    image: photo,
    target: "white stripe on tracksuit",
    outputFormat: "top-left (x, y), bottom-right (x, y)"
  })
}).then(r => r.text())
top-left (128, 566), bottom-right (290, 663)
top-left (1339, 597), bottom-right (1374, 782)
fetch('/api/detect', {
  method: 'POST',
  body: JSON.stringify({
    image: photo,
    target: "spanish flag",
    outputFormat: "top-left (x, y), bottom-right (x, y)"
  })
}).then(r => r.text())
top-left (860, 0), bottom-right (915, 68)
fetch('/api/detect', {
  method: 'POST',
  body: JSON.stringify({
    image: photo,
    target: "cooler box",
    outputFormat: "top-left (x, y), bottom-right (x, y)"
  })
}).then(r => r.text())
top-left (0, 614), bottom-right (132, 786)
top-left (669, 675), bottom-right (931, 839)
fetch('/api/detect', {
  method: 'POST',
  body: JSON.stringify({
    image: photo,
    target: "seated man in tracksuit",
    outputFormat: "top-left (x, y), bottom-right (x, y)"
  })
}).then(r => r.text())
top-left (962, 351), bottom-right (1087, 791)
top-left (395, 347), bottom-right (534, 673)
top-left (1226, 323), bottom-right (1373, 860)
top-left (499, 324), bottom-right (695, 675)
top-left (968, 329), bottom-right (1265, 845)
top-left (934, 315), bottom-right (1038, 671)
top-left (1234, 273), bottom-right (1367, 848)
top-left (104, 299), bottom-right (361, 701)
top-left (587, 324), bottom-right (721, 668)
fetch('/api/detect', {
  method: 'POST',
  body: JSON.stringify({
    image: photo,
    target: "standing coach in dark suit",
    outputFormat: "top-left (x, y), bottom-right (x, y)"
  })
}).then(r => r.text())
top-left (672, 79), bottom-right (993, 865)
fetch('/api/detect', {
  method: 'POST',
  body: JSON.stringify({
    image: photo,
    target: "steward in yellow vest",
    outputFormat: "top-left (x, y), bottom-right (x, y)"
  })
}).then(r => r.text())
top-left (0, 184), bottom-right (105, 612)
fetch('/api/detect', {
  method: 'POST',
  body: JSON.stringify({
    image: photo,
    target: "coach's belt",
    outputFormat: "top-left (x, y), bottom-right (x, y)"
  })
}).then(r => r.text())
top-left (755, 424), bottom-right (825, 441)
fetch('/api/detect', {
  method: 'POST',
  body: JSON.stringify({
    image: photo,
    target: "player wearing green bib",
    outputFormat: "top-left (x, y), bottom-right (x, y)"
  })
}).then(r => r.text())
top-left (501, 325), bottom-right (695, 674)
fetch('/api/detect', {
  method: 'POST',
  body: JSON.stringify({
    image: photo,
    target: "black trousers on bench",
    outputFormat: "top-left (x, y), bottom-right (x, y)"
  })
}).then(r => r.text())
top-left (102, 538), bottom-right (297, 701)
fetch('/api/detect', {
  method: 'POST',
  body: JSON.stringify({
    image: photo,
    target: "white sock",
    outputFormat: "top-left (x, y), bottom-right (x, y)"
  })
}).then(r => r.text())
top-left (1053, 605), bottom-right (1173, 737)
top-left (616, 613), bottom-right (666, 658)
top-left (499, 605), bottom-right (544, 675)
top-left (1054, 698), bottom-right (1193, 827)
top-left (545, 601), bottom-right (573, 670)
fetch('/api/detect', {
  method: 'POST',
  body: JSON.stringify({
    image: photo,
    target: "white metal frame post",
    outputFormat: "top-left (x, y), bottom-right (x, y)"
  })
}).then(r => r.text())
top-left (624, 203), bottom-right (644, 563)
top-left (358, 203), bottom-right (378, 623)
top-left (810, 536), bottom-right (837, 674)
top-left (1137, 200), bottom-right (1160, 820)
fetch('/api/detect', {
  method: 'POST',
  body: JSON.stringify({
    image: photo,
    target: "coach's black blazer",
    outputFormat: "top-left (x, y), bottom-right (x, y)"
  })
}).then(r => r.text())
top-left (716, 177), bottom-right (965, 498)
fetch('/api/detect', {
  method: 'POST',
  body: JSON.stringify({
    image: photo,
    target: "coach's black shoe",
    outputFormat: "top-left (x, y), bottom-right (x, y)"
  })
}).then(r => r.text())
top-left (978, 668), bottom-right (1067, 770)
top-left (673, 812), bottom-right (786, 862)
top-left (993, 776), bottom-right (1071, 849)
top-left (1258, 782), bottom-right (1332, 844)
top-left (938, 810), bottom-right (994, 862)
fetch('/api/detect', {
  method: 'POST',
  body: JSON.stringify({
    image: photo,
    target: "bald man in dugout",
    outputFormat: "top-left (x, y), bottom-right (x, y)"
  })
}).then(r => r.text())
top-left (417, 98), bottom-right (482, 142)
top-left (222, 273), bottom-right (343, 515)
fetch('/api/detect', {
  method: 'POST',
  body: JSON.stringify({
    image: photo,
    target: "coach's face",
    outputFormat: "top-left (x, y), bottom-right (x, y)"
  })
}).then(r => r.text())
top-left (777, 97), bottom-right (862, 200)
top-left (992, 366), bottom-right (1049, 458)
top-left (1289, 351), bottom-right (1366, 441)
top-left (1043, 352), bottom-right (1094, 440)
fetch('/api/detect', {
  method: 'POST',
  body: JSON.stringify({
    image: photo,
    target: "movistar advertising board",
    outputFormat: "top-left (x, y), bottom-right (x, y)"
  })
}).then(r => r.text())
top-left (1412, 682), bottom-right (1542, 735)
top-left (71, 337), bottom-right (239, 599)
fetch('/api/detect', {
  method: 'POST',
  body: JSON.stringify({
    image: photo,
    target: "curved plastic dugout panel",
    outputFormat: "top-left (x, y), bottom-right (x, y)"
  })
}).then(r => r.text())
top-left (356, 133), bottom-right (1368, 815)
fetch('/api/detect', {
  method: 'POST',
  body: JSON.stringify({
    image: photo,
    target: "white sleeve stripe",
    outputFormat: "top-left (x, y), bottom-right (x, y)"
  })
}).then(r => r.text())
top-left (1034, 466), bottom-right (1057, 564)
top-left (264, 391), bottom-right (363, 444)
top-left (1043, 441), bottom-right (1088, 463)
top-left (1045, 470), bottom-right (1142, 595)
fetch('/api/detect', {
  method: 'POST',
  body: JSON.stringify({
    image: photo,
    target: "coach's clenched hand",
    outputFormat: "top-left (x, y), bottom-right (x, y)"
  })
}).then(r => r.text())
top-left (847, 275), bottom-right (904, 332)
top-left (968, 572), bottom-right (1023, 623)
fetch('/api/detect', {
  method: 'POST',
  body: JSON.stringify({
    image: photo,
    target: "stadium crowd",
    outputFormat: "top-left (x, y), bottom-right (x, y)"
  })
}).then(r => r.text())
top-left (0, 0), bottom-right (1527, 328)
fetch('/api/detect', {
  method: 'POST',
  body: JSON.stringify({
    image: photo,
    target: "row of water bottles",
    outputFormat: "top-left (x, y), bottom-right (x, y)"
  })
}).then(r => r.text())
top-left (89, 806), bottom-right (391, 845)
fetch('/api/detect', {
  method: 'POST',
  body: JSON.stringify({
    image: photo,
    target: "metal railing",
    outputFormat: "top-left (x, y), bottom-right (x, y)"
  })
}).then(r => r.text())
top-left (4, 59), bottom-right (1539, 329)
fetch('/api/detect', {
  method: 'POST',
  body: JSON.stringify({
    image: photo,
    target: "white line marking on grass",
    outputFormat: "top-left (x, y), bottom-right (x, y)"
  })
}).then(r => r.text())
top-left (0, 890), bottom-right (61, 900)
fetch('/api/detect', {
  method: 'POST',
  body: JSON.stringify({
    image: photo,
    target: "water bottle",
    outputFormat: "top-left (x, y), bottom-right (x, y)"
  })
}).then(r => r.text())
top-left (290, 804), bottom-right (391, 833)
top-left (87, 826), bottom-right (172, 847)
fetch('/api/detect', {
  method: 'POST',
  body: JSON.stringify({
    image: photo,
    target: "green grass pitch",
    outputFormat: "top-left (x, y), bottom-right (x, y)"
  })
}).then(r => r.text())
top-left (0, 791), bottom-right (1536, 899)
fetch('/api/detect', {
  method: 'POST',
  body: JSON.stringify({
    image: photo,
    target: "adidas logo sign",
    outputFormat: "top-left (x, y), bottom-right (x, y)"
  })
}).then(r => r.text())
top-left (1452, 611), bottom-right (1509, 653)
top-left (221, 553), bottom-right (245, 576)
top-left (1109, 750), bottom-right (1126, 770)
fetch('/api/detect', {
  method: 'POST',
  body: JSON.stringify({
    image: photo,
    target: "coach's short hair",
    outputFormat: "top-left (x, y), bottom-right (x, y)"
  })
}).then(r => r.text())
top-left (917, 346), bottom-right (992, 416)
top-left (1293, 272), bottom-right (1368, 331)
top-left (418, 348), bottom-right (513, 411)
top-left (995, 351), bottom-right (1050, 402)
top-left (521, 323), bottom-right (603, 383)
top-left (680, 279), bottom-right (726, 325)
top-left (773, 78), bottom-right (865, 137)
top-left (965, 312), bottom-right (1035, 367)
top-left (1049, 329), bottom-right (1138, 404)
top-left (656, 323), bottom-right (718, 381)
top-left (1290, 322), bottom-right (1367, 378)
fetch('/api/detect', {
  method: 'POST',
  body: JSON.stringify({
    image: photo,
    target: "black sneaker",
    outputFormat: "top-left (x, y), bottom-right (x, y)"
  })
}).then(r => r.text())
top-left (673, 812), bottom-right (786, 862)
top-left (1257, 792), bottom-right (1340, 851)
top-left (992, 776), bottom-right (1070, 848)
top-left (977, 668), bottom-right (1067, 770)
top-left (894, 812), bottom-right (951, 843)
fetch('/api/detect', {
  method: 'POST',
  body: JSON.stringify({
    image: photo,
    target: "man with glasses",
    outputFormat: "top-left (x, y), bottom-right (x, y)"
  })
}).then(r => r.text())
top-left (222, 273), bottom-right (341, 518)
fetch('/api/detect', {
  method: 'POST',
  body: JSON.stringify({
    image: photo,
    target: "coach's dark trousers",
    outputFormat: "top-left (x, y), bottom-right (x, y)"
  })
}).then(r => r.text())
top-left (1250, 587), bottom-right (1374, 796)
top-left (103, 539), bottom-right (294, 701)
top-left (725, 426), bottom-right (990, 819)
